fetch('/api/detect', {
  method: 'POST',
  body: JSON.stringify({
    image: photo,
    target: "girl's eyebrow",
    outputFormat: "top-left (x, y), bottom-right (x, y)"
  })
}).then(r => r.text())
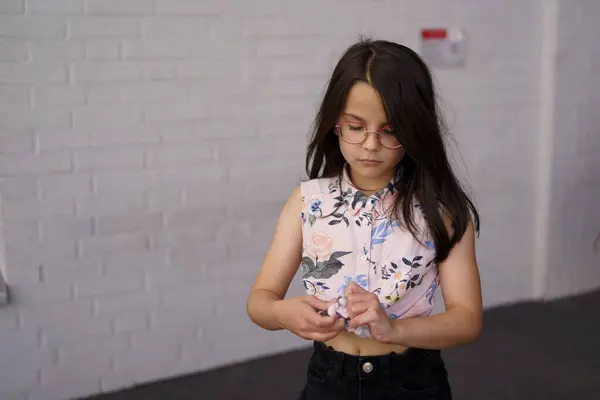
top-left (341, 112), bottom-right (390, 127)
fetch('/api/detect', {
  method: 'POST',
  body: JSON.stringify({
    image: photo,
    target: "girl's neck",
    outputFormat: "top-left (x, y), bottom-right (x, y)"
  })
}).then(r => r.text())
top-left (347, 168), bottom-right (393, 196)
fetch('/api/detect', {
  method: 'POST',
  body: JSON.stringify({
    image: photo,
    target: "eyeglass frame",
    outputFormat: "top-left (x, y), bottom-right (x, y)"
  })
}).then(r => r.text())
top-left (334, 120), bottom-right (403, 149)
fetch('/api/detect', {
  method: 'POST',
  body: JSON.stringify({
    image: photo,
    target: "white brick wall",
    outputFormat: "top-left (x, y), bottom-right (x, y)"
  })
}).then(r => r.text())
top-left (0, 1), bottom-right (598, 399)
top-left (541, 0), bottom-right (600, 298)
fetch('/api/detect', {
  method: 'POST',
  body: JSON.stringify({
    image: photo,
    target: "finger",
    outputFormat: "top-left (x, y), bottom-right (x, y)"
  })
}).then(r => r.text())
top-left (305, 311), bottom-right (339, 329)
top-left (333, 318), bottom-right (346, 331)
top-left (348, 309), bottom-right (379, 329)
top-left (306, 307), bottom-right (347, 332)
top-left (346, 292), bottom-right (374, 305)
top-left (302, 317), bottom-right (346, 342)
top-left (307, 296), bottom-right (342, 313)
top-left (344, 281), bottom-right (363, 296)
top-left (346, 293), bottom-right (378, 319)
top-left (303, 295), bottom-right (330, 311)
top-left (346, 301), bottom-right (370, 319)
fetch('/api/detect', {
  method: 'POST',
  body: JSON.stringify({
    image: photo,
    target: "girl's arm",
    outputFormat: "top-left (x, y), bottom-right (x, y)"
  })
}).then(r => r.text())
top-left (389, 218), bottom-right (483, 349)
top-left (345, 216), bottom-right (482, 349)
top-left (247, 185), bottom-right (345, 341)
top-left (246, 186), bottom-right (303, 330)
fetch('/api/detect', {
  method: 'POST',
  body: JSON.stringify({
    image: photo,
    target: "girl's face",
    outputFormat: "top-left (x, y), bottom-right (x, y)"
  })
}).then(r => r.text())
top-left (336, 82), bottom-right (405, 192)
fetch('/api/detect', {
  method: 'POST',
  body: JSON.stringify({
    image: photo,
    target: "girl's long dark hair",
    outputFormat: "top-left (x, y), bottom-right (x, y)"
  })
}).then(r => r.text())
top-left (306, 38), bottom-right (480, 263)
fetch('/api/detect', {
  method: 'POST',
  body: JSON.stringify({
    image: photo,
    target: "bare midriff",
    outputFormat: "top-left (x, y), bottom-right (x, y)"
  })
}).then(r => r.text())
top-left (324, 331), bottom-right (409, 356)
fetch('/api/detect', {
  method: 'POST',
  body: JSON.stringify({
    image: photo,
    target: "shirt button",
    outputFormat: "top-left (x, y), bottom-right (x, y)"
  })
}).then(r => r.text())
top-left (362, 362), bottom-right (373, 373)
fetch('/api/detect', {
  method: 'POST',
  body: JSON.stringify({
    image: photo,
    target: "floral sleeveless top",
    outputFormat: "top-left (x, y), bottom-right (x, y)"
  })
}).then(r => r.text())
top-left (300, 166), bottom-right (439, 337)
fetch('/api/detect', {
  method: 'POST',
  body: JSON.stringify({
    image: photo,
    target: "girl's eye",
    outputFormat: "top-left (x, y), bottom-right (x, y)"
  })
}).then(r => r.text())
top-left (382, 128), bottom-right (394, 135)
top-left (348, 124), bottom-right (363, 131)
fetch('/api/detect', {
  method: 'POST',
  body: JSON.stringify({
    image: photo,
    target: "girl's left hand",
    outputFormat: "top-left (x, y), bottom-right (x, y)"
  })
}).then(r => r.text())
top-left (345, 281), bottom-right (395, 343)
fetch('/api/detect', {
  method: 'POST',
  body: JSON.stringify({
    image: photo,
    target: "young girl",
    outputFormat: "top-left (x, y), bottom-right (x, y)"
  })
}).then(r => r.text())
top-left (246, 38), bottom-right (482, 399)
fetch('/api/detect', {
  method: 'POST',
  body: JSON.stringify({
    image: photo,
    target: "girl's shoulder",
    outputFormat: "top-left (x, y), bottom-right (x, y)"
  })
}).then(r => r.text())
top-left (300, 175), bottom-right (339, 200)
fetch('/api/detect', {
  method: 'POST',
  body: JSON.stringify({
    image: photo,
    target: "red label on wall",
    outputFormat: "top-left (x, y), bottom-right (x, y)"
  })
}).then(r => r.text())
top-left (421, 29), bottom-right (447, 40)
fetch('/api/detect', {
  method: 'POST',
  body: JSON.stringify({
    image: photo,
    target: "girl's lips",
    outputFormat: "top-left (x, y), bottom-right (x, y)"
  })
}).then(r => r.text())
top-left (359, 159), bottom-right (382, 166)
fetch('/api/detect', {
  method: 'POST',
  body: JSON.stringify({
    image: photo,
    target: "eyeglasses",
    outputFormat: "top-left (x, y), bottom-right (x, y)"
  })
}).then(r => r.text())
top-left (334, 121), bottom-right (402, 149)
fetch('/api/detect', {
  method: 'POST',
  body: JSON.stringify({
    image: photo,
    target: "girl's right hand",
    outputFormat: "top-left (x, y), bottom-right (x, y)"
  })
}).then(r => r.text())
top-left (272, 295), bottom-right (346, 342)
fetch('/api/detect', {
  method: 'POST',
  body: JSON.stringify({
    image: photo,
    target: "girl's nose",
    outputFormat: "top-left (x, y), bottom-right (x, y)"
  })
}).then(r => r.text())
top-left (362, 131), bottom-right (382, 151)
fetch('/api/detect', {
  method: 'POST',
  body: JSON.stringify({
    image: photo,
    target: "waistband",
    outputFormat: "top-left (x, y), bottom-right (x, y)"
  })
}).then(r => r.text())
top-left (312, 341), bottom-right (441, 381)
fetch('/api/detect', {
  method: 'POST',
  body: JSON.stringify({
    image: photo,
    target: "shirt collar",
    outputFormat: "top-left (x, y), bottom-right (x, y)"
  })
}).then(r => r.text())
top-left (339, 164), bottom-right (399, 216)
